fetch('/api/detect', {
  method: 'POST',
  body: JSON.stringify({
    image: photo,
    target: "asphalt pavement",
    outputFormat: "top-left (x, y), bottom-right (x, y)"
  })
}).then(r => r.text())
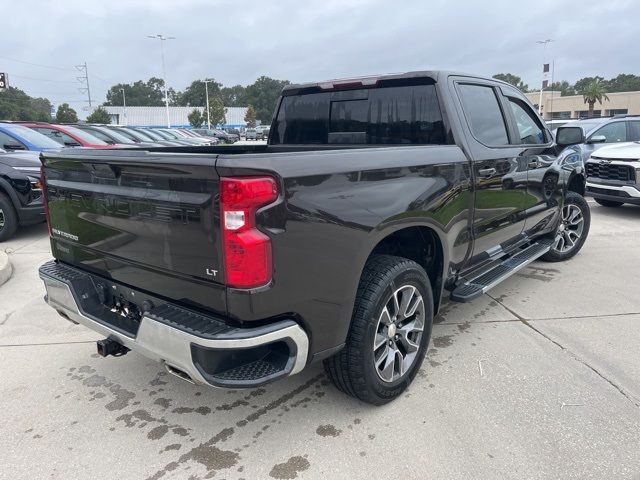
top-left (1, 201), bottom-right (639, 480)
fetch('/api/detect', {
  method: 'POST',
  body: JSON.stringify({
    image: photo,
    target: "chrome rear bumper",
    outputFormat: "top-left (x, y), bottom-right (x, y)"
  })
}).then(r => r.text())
top-left (40, 262), bottom-right (308, 388)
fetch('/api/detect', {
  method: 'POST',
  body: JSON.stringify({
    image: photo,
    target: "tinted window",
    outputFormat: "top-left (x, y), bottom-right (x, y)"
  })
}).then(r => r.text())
top-left (64, 126), bottom-right (108, 145)
top-left (630, 122), bottom-right (640, 141)
top-left (4, 125), bottom-right (61, 148)
top-left (272, 83), bottom-right (446, 145)
top-left (458, 84), bottom-right (509, 145)
top-left (508, 99), bottom-right (545, 144)
top-left (0, 131), bottom-right (25, 148)
top-left (593, 122), bottom-right (627, 143)
top-left (33, 128), bottom-right (79, 146)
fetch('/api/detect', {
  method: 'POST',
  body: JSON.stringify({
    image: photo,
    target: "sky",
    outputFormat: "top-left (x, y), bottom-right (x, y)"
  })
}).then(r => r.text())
top-left (2, 0), bottom-right (639, 113)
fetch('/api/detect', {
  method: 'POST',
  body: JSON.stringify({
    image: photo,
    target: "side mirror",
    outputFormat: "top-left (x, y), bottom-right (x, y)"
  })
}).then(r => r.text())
top-left (3, 142), bottom-right (26, 151)
top-left (587, 135), bottom-right (606, 144)
top-left (555, 126), bottom-right (585, 147)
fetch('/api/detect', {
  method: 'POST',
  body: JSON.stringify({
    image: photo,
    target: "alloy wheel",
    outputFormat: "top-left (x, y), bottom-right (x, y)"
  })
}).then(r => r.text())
top-left (553, 204), bottom-right (584, 254)
top-left (373, 285), bottom-right (425, 383)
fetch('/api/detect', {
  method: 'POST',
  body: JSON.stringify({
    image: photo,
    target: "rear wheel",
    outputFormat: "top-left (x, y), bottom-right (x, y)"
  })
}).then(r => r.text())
top-left (595, 198), bottom-right (624, 208)
top-left (0, 193), bottom-right (18, 242)
top-left (323, 255), bottom-right (433, 405)
top-left (541, 192), bottom-right (590, 262)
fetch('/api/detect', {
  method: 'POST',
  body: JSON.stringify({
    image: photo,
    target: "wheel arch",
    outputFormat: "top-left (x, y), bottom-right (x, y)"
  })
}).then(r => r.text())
top-left (356, 223), bottom-right (448, 317)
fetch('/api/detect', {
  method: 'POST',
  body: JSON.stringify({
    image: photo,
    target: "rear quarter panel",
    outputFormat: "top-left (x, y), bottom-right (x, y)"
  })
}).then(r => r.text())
top-left (217, 145), bottom-right (472, 357)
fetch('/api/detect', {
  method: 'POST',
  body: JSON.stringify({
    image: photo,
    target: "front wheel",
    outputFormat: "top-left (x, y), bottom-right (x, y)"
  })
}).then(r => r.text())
top-left (541, 192), bottom-right (590, 262)
top-left (323, 255), bottom-right (433, 405)
top-left (595, 198), bottom-right (624, 208)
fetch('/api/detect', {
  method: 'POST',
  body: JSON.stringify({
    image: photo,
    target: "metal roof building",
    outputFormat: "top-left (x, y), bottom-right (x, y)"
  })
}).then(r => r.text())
top-left (100, 106), bottom-right (248, 128)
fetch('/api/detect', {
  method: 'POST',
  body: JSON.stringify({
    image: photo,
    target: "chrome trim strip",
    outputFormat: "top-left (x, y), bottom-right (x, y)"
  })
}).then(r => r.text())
top-left (40, 273), bottom-right (309, 385)
top-left (586, 182), bottom-right (640, 198)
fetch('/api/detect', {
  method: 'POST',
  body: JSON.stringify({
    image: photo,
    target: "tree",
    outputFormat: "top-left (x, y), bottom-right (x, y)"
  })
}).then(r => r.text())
top-left (492, 73), bottom-right (528, 92)
top-left (177, 79), bottom-right (222, 107)
top-left (220, 85), bottom-right (247, 107)
top-left (244, 76), bottom-right (290, 123)
top-left (549, 80), bottom-right (575, 96)
top-left (0, 87), bottom-right (52, 121)
top-left (86, 106), bottom-right (111, 124)
top-left (580, 79), bottom-right (610, 118)
top-left (605, 73), bottom-right (640, 93)
top-left (104, 77), bottom-right (167, 106)
top-left (244, 105), bottom-right (257, 128)
top-left (207, 97), bottom-right (227, 126)
top-left (188, 108), bottom-right (204, 128)
top-left (574, 76), bottom-right (604, 96)
top-left (55, 103), bottom-right (78, 123)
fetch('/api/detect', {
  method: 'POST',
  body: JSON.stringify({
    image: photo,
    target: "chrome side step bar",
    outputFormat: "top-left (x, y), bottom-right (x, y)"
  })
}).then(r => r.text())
top-left (450, 239), bottom-right (553, 302)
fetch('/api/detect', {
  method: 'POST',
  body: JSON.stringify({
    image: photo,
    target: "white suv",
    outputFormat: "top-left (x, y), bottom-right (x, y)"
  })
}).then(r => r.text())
top-left (585, 142), bottom-right (640, 207)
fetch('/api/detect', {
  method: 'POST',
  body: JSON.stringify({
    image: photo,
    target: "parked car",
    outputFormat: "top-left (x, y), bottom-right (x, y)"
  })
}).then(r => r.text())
top-left (245, 128), bottom-right (257, 140)
top-left (111, 127), bottom-right (183, 147)
top-left (154, 128), bottom-right (213, 145)
top-left (142, 128), bottom-right (197, 146)
top-left (584, 141), bottom-right (640, 207)
top-left (22, 123), bottom-right (127, 149)
top-left (546, 119), bottom-right (577, 131)
top-left (39, 70), bottom-right (589, 405)
top-left (0, 122), bottom-right (63, 152)
top-left (0, 149), bottom-right (45, 240)
top-left (74, 125), bottom-right (162, 148)
top-left (557, 115), bottom-right (640, 164)
top-left (192, 128), bottom-right (234, 144)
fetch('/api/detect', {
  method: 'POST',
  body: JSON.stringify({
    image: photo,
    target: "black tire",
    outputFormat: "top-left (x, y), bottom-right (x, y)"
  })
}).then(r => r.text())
top-left (595, 198), bottom-right (624, 208)
top-left (541, 192), bottom-right (590, 262)
top-left (0, 193), bottom-right (18, 242)
top-left (323, 255), bottom-right (433, 405)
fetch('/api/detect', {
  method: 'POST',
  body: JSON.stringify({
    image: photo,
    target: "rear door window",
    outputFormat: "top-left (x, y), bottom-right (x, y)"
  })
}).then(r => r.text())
top-left (457, 84), bottom-right (509, 146)
top-left (629, 121), bottom-right (640, 141)
top-left (272, 83), bottom-right (446, 145)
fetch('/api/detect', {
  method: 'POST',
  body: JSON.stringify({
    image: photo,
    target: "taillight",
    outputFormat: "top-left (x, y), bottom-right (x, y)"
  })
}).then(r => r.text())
top-left (220, 176), bottom-right (278, 288)
top-left (40, 165), bottom-right (52, 235)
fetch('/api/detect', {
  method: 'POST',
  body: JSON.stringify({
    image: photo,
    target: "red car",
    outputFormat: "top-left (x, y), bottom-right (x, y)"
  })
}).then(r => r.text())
top-left (21, 123), bottom-right (129, 149)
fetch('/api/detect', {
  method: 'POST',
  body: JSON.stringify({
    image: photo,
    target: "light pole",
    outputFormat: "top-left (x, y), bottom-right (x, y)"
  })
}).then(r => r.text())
top-left (536, 39), bottom-right (554, 116)
top-left (119, 88), bottom-right (127, 126)
top-left (204, 78), bottom-right (214, 129)
top-left (147, 34), bottom-right (175, 128)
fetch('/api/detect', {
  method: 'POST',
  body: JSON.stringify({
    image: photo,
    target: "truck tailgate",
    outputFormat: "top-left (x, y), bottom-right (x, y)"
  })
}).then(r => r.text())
top-left (41, 149), bottom-right (227, 315)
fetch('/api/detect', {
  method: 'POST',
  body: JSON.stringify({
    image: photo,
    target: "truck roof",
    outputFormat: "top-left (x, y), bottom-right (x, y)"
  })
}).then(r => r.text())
top-left (282, 70), bottom-right (508, 95)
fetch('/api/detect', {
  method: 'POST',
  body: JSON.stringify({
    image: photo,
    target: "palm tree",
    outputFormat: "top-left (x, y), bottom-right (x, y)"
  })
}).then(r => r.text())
top-left (581, 79), bottom-right (610, 118)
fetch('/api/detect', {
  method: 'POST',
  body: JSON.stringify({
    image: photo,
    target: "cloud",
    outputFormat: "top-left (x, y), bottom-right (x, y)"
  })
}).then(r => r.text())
top-left (2, 0), bottom-right (639, 108)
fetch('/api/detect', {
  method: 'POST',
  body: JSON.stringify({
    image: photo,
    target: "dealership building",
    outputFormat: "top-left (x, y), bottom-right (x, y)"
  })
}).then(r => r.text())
top-left (525, 90), bottom-right (640, 120)
top-left (100, 106), bottom-right (249, 128)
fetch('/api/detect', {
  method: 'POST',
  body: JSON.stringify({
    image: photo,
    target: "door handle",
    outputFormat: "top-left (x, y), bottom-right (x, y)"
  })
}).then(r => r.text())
top-left (478, 167), bottom-right (497, 178)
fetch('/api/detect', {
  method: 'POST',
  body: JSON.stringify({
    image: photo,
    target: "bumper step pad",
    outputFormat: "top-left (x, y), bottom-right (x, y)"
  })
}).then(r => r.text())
top-left (39, 260), bottom-right (309, 388)
top-left (450, 238), bottom-right (553, 302)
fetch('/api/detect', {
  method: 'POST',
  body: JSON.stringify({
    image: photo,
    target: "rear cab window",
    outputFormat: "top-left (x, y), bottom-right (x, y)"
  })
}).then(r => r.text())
top-left (456, 83), bottom-right (509, 146)
top-left (271, 79), bottom-right (447, 145)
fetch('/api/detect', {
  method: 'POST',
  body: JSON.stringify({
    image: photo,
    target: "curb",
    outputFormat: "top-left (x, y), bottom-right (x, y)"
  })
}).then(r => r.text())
top-left (0, 251), bottom-right (12, 287)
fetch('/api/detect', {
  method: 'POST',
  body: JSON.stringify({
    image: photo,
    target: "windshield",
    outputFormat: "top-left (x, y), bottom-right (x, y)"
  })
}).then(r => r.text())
top-left (140, 129), bottom-right (166, 141)
top-left (120, 128), bottom-right (152, 142)
top-left (5, 124), bottom-right (62, 148)
top-left (63, 126), bottom-right (108, 145)
top-left (575, 121), bottom-right (604, 135)
top-left (159, 129), bottom-right (180, 139)
top-left (92, 127), bottom-right (135, 144)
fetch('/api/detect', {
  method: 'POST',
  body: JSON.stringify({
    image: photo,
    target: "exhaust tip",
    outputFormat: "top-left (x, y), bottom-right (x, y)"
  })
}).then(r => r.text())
top-left (165, 364), bottom-right (195, 384)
